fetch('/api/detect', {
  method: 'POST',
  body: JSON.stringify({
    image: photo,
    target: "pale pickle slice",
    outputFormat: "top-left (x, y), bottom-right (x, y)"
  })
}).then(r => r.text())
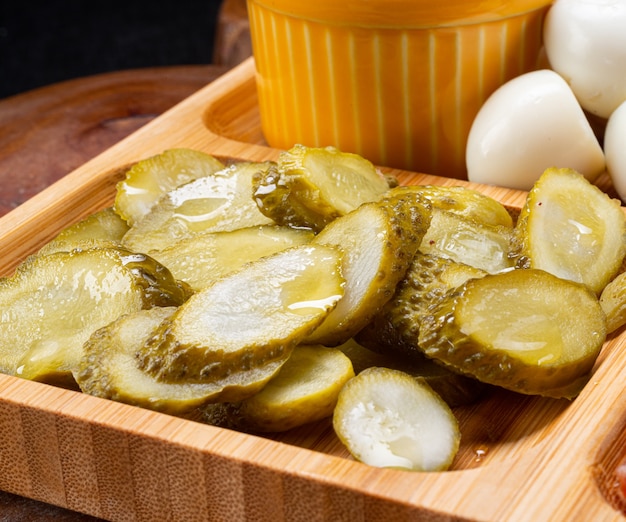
top-left (599, 271), bottom-right (626, 334)
top-left (513, 167), bottom-right (626, 294)
top-left (114, 148), bottom-right (226, 226)
top-left (337, 338), bottom-right (486, 407)
top-left (418, 268), bottom-right (606, 398)
top-left (122, 161), bottom-right (274, 253)
top-left (137, 244), bottom-right (345, 383)
top-left (356, 254), bottom-right (486, 360)
top-left (0, 247), bottom-right (188, 386)
top-left (77, 307), bottom-right (284, 413)
top-left (150, 225), bottom-right (314, 292)
top-left (333, 367), bottom-right (461, 471)
top-left (38, 207), bottom-right (129, 256)
top-left (304, 191), bottom-right (432, 346)
top-left (253, 144), bottom-right (392, 232)
top-left (389, 185), bottom-right (514, 228)
top-left (419, 209), bottom-right (514, 274)
top-left (213, 344), bottom-right (355, 433)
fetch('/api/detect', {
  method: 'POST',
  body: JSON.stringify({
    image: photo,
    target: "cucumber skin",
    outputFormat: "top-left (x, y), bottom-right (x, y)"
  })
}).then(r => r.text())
top-left (417, 270), bottom-right (606, 399)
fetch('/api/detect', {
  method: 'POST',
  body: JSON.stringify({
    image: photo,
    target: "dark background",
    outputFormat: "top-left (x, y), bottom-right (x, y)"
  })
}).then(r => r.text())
top-left (0, 0), bottom-right (225, 100)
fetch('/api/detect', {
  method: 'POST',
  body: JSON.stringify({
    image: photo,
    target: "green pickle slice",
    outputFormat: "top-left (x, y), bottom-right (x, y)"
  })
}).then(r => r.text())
top-left (122, 161), bottom-right (274, 253)
top-left (0, 247), bottom-right (188, 386)
top-left (356, 253), bottom-right (486, 360)
top-left (253, 144), bottom-right (391, 232)
top-left (418, 268), bottom-right (606, 399)
top-left (305, 190), bottom-right (432, 346)
top-left (77, 307), bottom-right (283, 413)
top-left (600, 271), bottom-right (626, 334)
top-left (207, 344), bottom-right (355, 433)
top-left (38, 207), bottom-right (129, 256)
top-left (418, 209), bottom-right (514, 274)
top-left (138, 244), bottom-right (345, 383)
top-left (389, 185), bottom-right (514, 228)
top-left (150, 225), bottom-right (314, 292)
top-left (115, 148), bottom-right (226, 226)
top-left (513, 167), bottom-right (626, 294)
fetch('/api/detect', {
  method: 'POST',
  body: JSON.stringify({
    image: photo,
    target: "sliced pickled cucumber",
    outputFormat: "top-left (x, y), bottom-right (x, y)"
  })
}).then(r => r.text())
top-left (137, 244), bottom-right (345, 383)
top-left (212, 344), bottom-right (355, 433)
top-left (599, 271), bottom-right (626, 334)
top-left (333, 367), bottom-right (460, 471)
top-left (356, 254), bottom-right (486, 359)
top-left (150, 225), bottom-right (314, 292)
top-left (418, 268), bottom-right (606, 398)
top-left (389, 185), bottom-right (514, 228)
top-left (337, 338), bottom-right (486, 407)
top-left (122, 161), bottom-right (274, 253)
top-left (0, 247), bottom-right (188, 386)
top-left (38, 207), bottom-right (130, 256)
top-left (115, 148), bottom-right (225, 226)
top-left (419, 209), bottom-right (514, 274)
top-left (77, 307), bottom-right (283, 413)
top-left (513, 167), bottom-right (626, 294)
top-left (253, 144), bottom-right (391, 232)
top-left (305, 191), bottom-right (432, 346)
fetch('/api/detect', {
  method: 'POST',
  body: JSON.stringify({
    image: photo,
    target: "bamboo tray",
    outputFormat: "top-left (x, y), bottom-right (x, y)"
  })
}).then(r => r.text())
top-left (0, 57), bottom-right (625, 521)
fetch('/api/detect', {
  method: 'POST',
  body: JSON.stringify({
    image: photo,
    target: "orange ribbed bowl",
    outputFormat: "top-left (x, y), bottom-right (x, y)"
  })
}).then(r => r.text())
top-left (247, 0), bottom-right (552, 179)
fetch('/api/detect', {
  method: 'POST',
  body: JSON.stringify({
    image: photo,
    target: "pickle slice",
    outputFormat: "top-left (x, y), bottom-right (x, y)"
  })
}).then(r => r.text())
top-left (356, 253), bottom-right (486, 361)
top-left (389, 185), bottom-right (514, 228)
top-left (77, 307), bottom-right (283, 413)
top-left (115, 148), bottom-right (225, 226)
top-left (305, 191), bottom-right (432, 346)
top-left (137, 244), bottom-right (345, 383)
top-left (599, 271), bottom-right (626, 334)
top-left (38, 207), bottom-right (129, 256)
top-left (333, 367), bottom-right (460, 471)
top-left (122, 161), bottom-right (274, 253)
top-left (211, 344), bottom-right (355, 433)
top-left (419, 209), bottom-right (514, 274)
top-left (418, 268), bottom-right (606, 398)
top-left (513, 167), bottom-right (626, 294)
top-left (150, 225), bottom-right (314, 292)
top-left (253, 144), bottom-right (391, 232)
top-left (0, 247), bottom-right (188, 386)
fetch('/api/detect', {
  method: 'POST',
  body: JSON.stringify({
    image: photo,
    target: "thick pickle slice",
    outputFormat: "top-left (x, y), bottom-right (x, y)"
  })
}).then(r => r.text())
top-left (418, 269), bottom-right (606, 398)
top-left (150, 225), bottom-right (314, 292)
top-left (337, 338), bottom-right (486, 407)
top-left (333, 367), bottom-right (461, 471)
top-left (137, 244), bottom-right (345, 383)
top-left (115, 148), bottom-right (225, 226)
top-left (122, 161), bottom-right (274, 253)
top-left (209, 344), bottom-right (355, 433)
top-left (599, 271), bottom-right (626, 334)
top-left (305, 191), bottom-right (432, 346)
top-left (253, 144), bottom-right (391, 232)
top-left (356, 254), bottom-right (486, 359)
top-left (38, 207), bottom-right (129, 256)
top-left (513, 167), bottom-right (626, 294)
top-left (419, 209), bottom-right (514, 274)
top-left (0, 247), bottom-right (188, 386)
top-left (77, 307), bottom-right (283, 413)
top-left (389, 185), bottom-right (514, 228)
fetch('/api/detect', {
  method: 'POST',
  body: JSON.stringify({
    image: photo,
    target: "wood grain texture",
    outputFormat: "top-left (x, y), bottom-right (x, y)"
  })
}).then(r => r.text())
top-left (0, 57), bottom-right (624, 521)
top-left (0, 65), bottom-right (228, 216)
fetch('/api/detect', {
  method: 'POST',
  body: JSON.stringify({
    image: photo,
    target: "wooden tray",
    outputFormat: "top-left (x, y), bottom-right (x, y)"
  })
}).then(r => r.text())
top-left (0, 57), bottom-right (625, 521)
